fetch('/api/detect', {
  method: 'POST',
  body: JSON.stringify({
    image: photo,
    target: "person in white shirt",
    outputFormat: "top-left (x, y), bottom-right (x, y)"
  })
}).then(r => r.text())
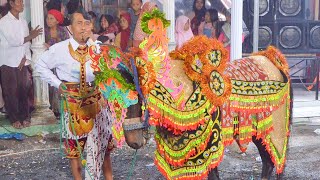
top-left (35, 11), bottom-right (113, 180)
top-left (0, 0), bottom-right (42, 129)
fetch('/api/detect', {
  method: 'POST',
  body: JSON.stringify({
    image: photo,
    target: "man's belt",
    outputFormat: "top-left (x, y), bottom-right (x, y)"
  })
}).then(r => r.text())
top-left (61, 81), bottom-right (102, 136)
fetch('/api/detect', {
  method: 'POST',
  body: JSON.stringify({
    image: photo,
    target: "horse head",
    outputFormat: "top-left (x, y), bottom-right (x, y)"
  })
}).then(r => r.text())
top-left (89, 43), bottom-right (147, 150)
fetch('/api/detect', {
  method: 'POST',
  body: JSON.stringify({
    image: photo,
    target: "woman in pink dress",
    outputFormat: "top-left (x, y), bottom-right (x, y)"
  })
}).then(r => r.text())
top-left (175, 15), bottom-right (194, 49)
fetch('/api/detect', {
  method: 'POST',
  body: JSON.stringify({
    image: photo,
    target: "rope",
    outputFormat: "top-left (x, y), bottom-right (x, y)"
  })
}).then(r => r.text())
top-left (130, 58), bottom-right (150, 129)
top-left (127, 149), bottom-right (138, 180)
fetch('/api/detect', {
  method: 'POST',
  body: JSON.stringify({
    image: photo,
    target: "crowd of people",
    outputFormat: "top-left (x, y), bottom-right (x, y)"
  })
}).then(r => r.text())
top-left (0, 0), bottom-right (244, 127)
top-left (0, 0), bottom-right (246, 179)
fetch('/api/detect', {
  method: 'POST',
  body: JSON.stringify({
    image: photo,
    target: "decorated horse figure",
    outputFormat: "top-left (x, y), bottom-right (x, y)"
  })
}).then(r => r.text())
top-left (128, 9), bottom-right (292, 180)
top-left (88, 44), bottom-right (146, 150)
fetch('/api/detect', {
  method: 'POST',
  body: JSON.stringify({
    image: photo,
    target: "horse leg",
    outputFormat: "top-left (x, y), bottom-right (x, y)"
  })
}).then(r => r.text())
top-left (208, 167), bottom-right (220, 180)
top-left (252, 136), bottom-right (274, 180)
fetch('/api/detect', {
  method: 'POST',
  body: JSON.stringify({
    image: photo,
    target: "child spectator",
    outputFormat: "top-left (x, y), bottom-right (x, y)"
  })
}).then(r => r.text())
top-left (218, 8), bottom-right (248, 57)
top-left (190, 0), bottom-right (206, 35)
top-left (98, 14), bottom-right (119, 42)
top-left (199, 8), bottom-right (220, 38)
top-left (128, 0), bottom-right (142, 46)
top-left (88, 11), bottom-right (99, 34)
top-left (175, 15), bottom-right (194, 49)
top-left (115, 12), bottom-right (131, 51)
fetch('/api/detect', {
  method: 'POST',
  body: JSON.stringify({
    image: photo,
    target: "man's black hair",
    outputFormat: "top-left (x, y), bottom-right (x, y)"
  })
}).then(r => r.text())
top-left (6, 0), bottom-right (14, 11)
top-left (0, 5), bottom-right (7, 16)
top-left (70, 10), bottom-right (92, 25)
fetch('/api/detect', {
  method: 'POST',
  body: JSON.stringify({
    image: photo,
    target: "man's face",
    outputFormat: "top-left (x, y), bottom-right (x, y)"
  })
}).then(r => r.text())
top-left (70, 13), bottom-right (92, 44)
top-left (10, 0), bottom-right (24, 13)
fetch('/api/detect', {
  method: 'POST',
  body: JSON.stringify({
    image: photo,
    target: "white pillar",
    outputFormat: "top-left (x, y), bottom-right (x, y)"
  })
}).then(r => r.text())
top-left (231, 0), bottom-right (243, 61)
top-left (30, 0), bottom-right (49, 107)
top-left (163, 0), bottom-right (175, 51)
top-left (253, 0), bottom-right (259, 52)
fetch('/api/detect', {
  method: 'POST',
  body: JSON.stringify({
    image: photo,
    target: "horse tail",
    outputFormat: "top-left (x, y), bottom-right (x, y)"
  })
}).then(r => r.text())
top-left (289, 80), bottom-right (293, 126)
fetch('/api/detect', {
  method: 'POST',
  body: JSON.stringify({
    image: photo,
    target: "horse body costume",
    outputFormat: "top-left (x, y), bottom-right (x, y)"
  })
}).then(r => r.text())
top-left (130, 10), bottom-right (291, 180)
top-left (90, 9), bottom-right (291, 180)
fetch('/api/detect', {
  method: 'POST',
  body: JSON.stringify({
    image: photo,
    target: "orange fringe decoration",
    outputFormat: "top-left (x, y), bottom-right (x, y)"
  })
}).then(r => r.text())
top-left (154, 148), bottom-right (225, 180)
top-left (155, 129), bottom-right (214, 167)
top-left (170, 36), bottom-right (232, 107)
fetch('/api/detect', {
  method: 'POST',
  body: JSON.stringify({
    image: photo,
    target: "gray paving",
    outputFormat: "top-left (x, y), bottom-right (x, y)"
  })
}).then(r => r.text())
top-left (292, 84), bottom-right (320, 125)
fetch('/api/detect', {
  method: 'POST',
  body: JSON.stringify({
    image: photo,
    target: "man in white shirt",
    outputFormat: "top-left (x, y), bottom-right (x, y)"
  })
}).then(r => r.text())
top-left (0, 0), bottom-right (42, 128)
top-left (36, 11), bottom-right (113, 180)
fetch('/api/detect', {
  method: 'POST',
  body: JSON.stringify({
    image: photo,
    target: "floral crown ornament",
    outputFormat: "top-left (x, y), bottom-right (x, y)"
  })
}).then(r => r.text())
top-left (141, 9), bottom-right (170, 34)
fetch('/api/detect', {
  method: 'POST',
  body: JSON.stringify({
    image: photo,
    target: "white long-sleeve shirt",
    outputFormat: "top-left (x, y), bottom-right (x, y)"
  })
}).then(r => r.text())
top-left (0, 12), bottom-right (31, 67)
top-left (35, 38), bottom-right (95, 89)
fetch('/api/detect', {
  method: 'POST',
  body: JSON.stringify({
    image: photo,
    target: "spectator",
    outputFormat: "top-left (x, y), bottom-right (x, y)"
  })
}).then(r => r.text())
top-left (199, 8), bottom-right (220, 38)
top-left (133, 2), bottom-right (157, 47)
top-left (45, 9), bottom-right (69, 47)
top-left (44, 9), bottom-right (69, 119)
top-left (218, 8), bottom-right (247, 57)
top-left (115, 12), bottom-right (131, 51)
top-left (98, 14), bottom-right (118, 42)
top-left (46, 0), bottom-right (70, 27)
top-left (175, 15), bottom-right (194, 49)
top-left (190, 0), bottom-right (206, 35)
top-left (128, 0), bottom-right (142, 47)
top-left (218, 8), bottom-right (231, 51)
top-left (0, 0), bottom-right (42, 128)
top-left (88, 11), bottom-right (99, 33)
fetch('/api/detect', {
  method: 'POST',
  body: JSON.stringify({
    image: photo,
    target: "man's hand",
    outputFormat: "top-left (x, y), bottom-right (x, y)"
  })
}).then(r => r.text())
top-left (29, 25), bottom-right (43, 39)
top-left (24, 25), bottom-right (43, 43)
top-left (58, 83), bottom-right (67, 95)
top-left (18, 57), bottom-right (27, 71)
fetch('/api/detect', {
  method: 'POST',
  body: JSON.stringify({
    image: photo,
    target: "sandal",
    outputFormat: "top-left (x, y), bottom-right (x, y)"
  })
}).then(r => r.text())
top-left (12, 121), bottom-right (23, 129)
top-left (22, 120), bottom-right (31, 127)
